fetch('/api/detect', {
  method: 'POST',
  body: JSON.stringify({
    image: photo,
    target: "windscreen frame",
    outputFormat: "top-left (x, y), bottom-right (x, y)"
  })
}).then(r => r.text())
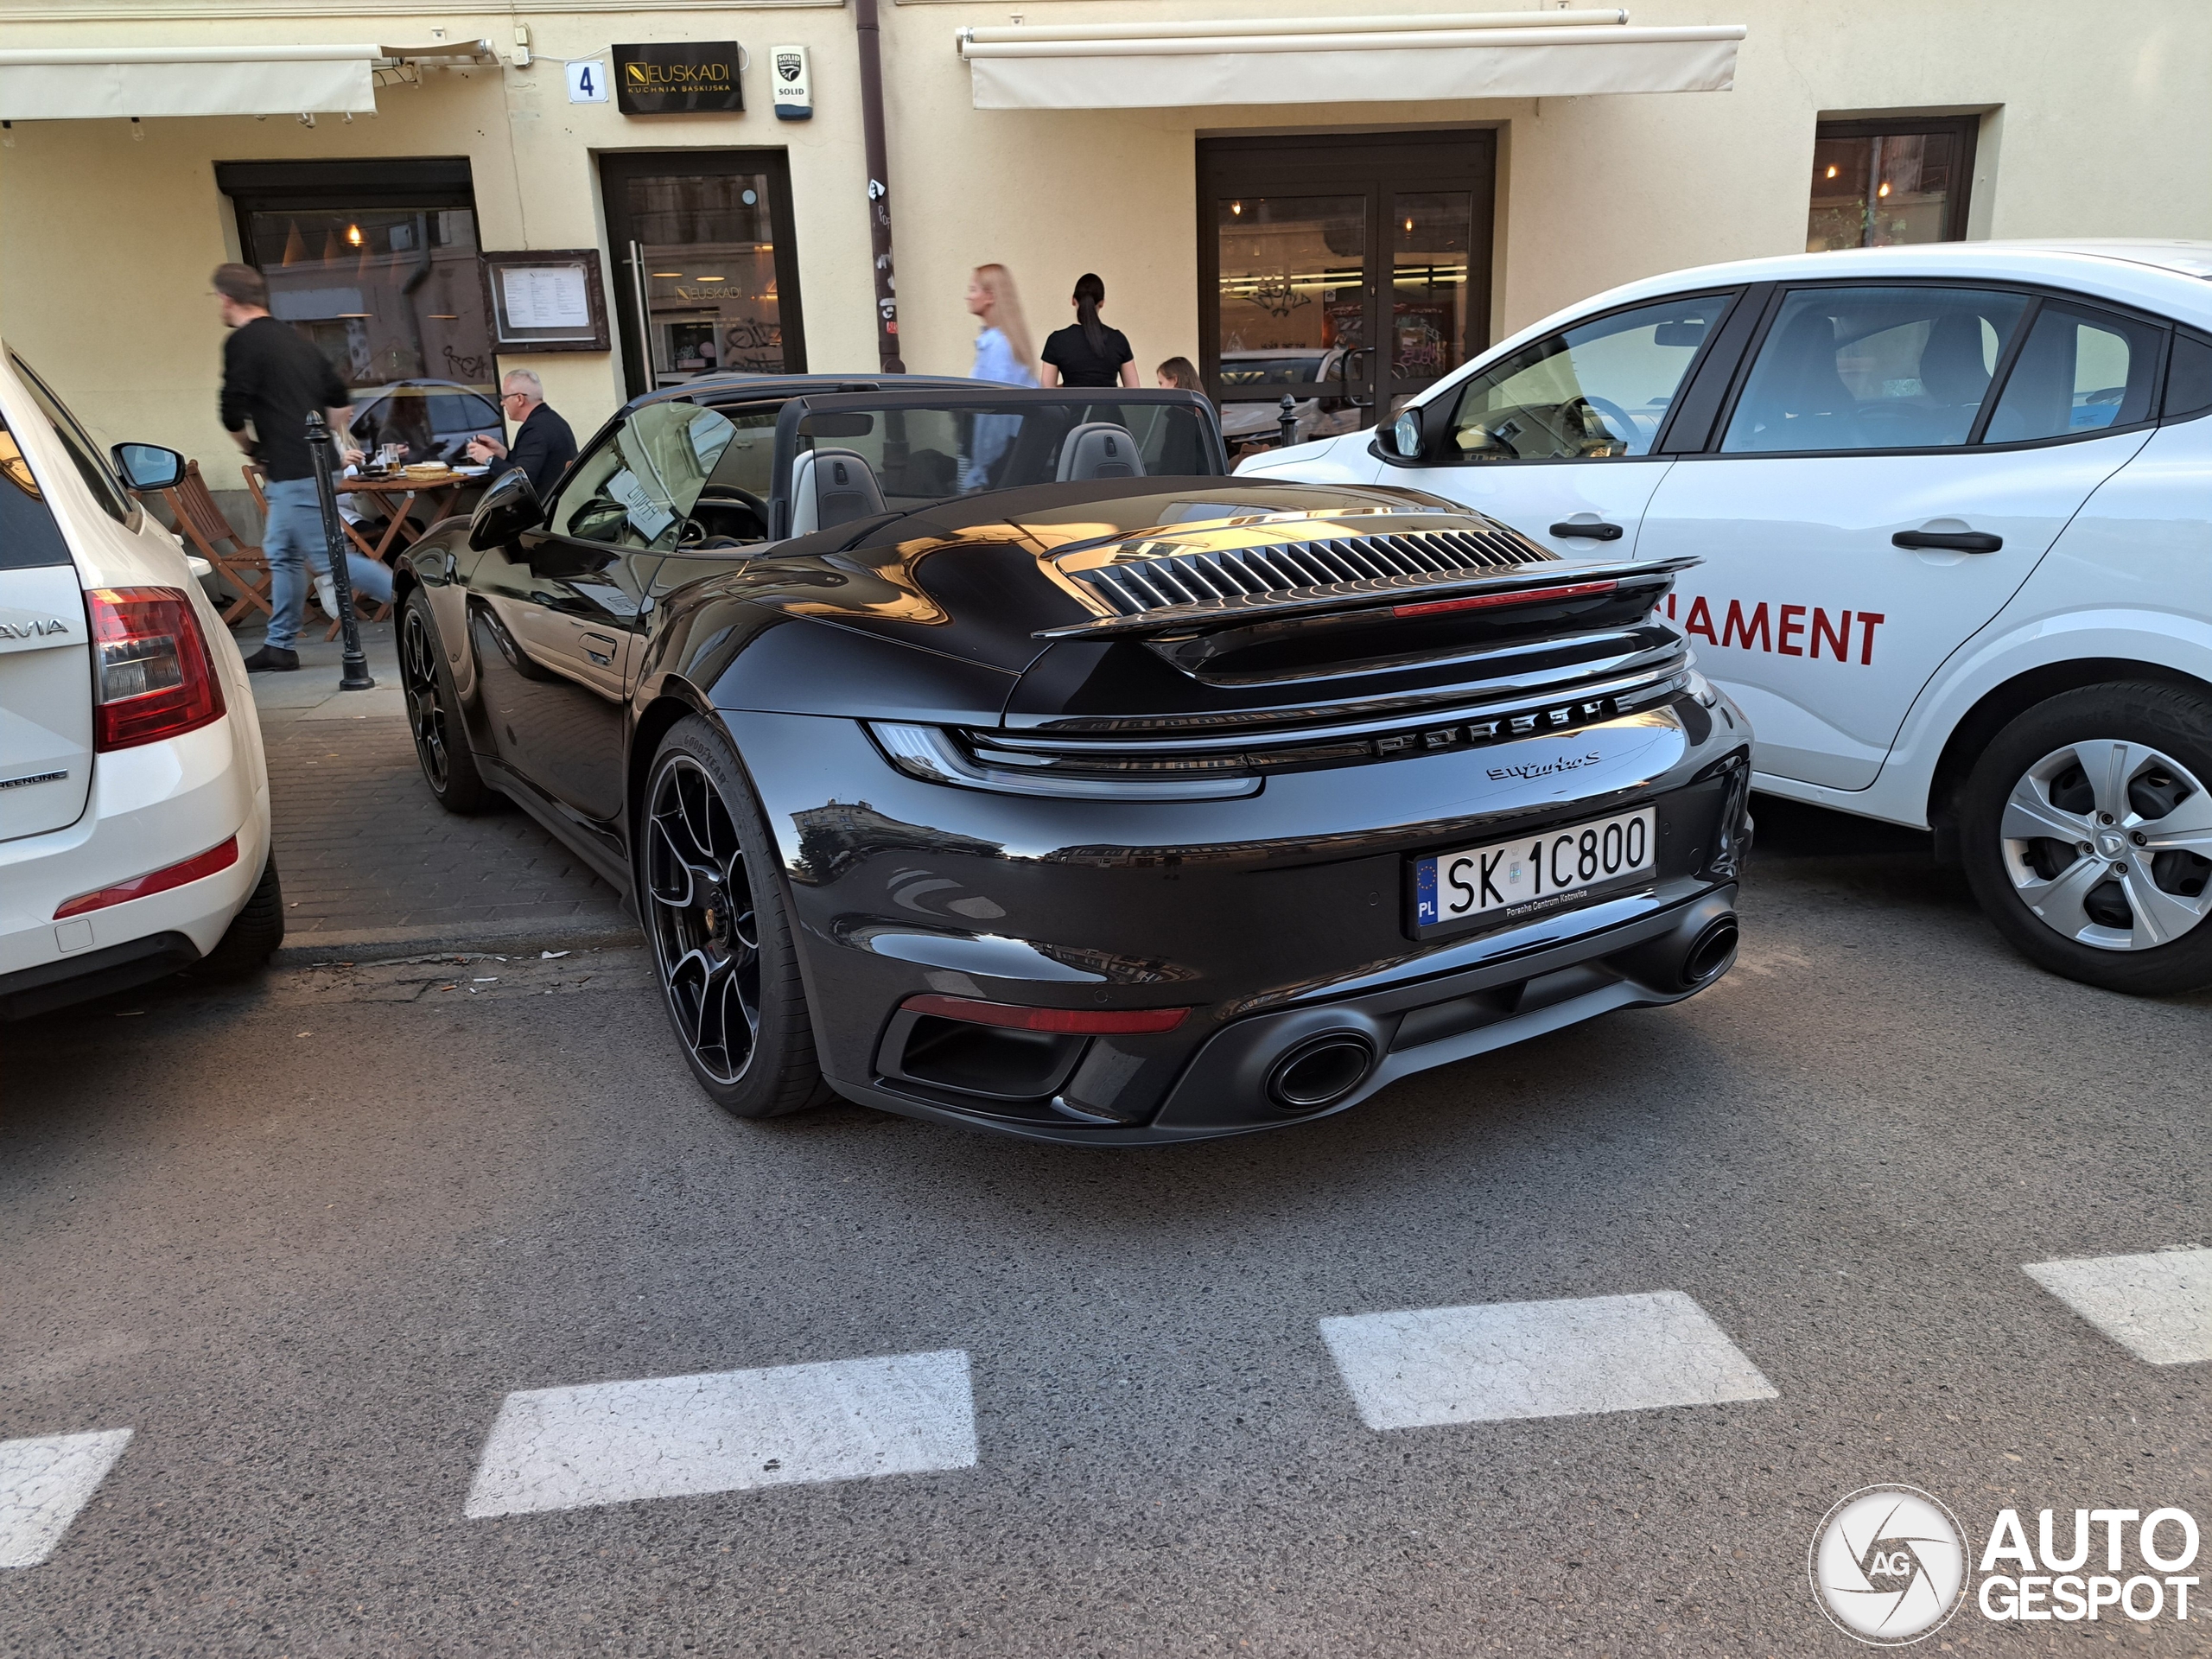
top-left (760, 388), bottom-right (1229, 536)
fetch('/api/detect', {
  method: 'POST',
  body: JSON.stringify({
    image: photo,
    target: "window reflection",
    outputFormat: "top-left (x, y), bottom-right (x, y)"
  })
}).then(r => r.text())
top-left (1391, 193), bottom-right (1472, 387)
top-left (628, 174), bottom-right (785, 384)
top-left (1808, 128), bottom-right (1965, 251)
top-left (245, 207), bottom-right (495, 395)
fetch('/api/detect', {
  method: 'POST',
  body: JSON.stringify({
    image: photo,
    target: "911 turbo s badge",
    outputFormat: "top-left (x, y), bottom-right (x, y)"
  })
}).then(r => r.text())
top-left (1487, 752), bottom-right (1603, 782)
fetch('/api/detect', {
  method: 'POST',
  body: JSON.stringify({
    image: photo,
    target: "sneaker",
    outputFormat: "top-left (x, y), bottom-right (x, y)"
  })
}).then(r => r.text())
top-left (242, 645), bottom-right (300, 672)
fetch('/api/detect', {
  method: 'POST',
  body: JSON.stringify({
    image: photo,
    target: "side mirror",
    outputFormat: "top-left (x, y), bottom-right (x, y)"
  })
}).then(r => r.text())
top-left (111, 442), bottom-right (185, 493)
top-left (468, 467), bottom-right (543, 550)
top-left (1390, 410), bottom-right (1426, 462)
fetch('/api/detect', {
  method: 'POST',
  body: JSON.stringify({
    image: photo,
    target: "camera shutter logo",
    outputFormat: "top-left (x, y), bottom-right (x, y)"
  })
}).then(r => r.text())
top-left (1810, 1486), bottom-right (1967, 1645)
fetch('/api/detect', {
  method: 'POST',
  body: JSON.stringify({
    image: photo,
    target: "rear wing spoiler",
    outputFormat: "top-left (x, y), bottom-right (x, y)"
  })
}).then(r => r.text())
top-left (1033, 555), bottom-right (1701, 641)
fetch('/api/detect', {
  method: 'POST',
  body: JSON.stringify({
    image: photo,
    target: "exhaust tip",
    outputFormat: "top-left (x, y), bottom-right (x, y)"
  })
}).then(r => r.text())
top-left (1682, 916), bottom-right (1739, 986)
top-left (1268, 1033), bottom-right (1376, 1112)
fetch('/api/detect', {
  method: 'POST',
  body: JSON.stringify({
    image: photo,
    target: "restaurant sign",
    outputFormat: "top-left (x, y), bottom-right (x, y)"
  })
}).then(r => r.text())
top-left (612, 41), bottom-right (743, 115)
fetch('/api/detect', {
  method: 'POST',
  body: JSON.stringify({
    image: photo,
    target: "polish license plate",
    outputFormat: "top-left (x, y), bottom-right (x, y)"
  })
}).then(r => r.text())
top-left (1414, 806), bottom-right (1656, 932)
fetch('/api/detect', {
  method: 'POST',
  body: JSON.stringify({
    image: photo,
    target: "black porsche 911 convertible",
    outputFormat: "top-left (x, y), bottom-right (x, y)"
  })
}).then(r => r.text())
top-left (392, 376), bottom-right (1752, 1143)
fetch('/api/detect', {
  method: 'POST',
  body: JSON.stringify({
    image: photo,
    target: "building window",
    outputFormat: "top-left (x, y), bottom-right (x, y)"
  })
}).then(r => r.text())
top-left (1807, 117), bottom-right (1979, 251)
top-left (216, 159), bottom-right (498, 398)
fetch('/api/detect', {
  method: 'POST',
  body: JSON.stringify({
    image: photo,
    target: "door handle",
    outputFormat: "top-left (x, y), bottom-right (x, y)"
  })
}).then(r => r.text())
top-left (1550, 520), bottom-right (1624, 542)
top-left (580, 630), bottom-right (618, 667)
top-left (1893, 529), bottom-right (2002, 554)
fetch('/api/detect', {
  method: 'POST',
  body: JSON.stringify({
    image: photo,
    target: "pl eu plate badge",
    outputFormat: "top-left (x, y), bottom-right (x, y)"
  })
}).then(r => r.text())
top-left (772, 45), bottom-right (812, 119)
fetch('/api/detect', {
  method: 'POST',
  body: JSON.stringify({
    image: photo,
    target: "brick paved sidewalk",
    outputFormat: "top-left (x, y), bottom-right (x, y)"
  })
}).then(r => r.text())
top-left (248, 620), bottom-right (632, 955)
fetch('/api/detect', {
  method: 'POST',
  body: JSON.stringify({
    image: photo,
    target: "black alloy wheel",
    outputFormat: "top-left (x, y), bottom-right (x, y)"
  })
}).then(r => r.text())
top-left (641, 716), bottom-right (831, 1118)
top-left (1961, 682), bottom-right (2212, 995)
top-left (400, 590), bottom-right (489, 814)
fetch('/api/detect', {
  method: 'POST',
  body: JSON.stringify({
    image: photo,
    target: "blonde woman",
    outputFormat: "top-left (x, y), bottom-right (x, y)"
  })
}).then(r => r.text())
top-left (965, 264), bottom-right (1037, 388)
top-left (962, 264), bottom-right (1036, 490)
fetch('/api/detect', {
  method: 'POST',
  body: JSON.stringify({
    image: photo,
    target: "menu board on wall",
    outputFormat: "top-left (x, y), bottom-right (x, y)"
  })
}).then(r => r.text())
top-left (480, 251), bottom-right (610, 353)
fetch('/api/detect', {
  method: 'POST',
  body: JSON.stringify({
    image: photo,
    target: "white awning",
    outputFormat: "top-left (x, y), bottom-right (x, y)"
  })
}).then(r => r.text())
top-left (958, 11), bottom-right (1745, 111)
top-left (0, 41), bottom-right (494, 120)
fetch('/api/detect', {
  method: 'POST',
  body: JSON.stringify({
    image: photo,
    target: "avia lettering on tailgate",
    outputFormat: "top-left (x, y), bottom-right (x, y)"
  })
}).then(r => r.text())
top-left (1664, 593), bottom-right (1886, 665)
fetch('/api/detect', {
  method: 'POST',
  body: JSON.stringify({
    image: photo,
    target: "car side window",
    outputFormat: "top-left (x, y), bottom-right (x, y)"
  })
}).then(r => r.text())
top-left (8, 351), bottom-right (134, 523)
top-left (1982, 302), bottom-right (2164, 444)
top-left (1446, 295), bottom-right (1733, 462)
top-left (2166, 332), bottom-right (2212, 421)
top-left (548, 402), bottom-right (738, 550)
top-left (1720, 286), bottom-right (2029, 454)
top-left (688, 406), bottom-right (783, 545)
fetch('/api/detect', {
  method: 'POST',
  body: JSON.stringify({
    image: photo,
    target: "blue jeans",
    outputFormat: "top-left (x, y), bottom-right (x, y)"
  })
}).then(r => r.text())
top-left (260, 475), bottom-right (395, 651)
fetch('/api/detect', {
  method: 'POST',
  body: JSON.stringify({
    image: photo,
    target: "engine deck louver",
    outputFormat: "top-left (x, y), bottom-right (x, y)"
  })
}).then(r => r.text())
top-left (1071, 528), bottom-right (1552, 619)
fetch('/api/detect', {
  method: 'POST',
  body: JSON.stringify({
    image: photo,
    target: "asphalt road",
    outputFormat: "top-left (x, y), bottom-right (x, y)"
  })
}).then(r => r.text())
top-left (4, 802), bottom-right (2207, 1656)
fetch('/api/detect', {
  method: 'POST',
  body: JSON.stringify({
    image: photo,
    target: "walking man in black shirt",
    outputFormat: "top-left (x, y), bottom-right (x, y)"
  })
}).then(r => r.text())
top-left (214, 263), bottom-right (394, 671)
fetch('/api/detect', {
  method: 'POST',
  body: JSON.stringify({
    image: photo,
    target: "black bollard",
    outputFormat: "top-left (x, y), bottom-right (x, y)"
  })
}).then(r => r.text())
top-left (1276, 392), bottom-right (1299, 448)
top-left (305, 410), bottom-right (375, 691)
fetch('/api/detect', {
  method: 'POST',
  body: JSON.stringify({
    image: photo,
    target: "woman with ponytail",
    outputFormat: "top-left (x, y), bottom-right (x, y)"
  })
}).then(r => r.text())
top-left (1040, 271), bottom-right (1137, 389)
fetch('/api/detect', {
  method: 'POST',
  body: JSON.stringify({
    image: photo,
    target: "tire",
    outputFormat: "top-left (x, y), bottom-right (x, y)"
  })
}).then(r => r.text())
top-left (639, 715), bottom-right (832, 1118)
top-left (193, 852), bottom-right (285, 979)
top-left (1960, 682), bottom-right (2212, 995)
top-left (400, 588), bottom-right (491, 815)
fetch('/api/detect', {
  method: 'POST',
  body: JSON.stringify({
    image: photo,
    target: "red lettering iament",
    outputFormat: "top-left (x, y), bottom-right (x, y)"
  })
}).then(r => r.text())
top-left (1682, 594), bottom-right (1717, 643)
top-left (1811, 607), bottom-right (1852, 662)
top-left (1857, 610), bottom-right (1886, 665)
top-left (1721, 599), bottom-right (1771, 652)
top-left (1777, 603), bottom-right (1807, 657)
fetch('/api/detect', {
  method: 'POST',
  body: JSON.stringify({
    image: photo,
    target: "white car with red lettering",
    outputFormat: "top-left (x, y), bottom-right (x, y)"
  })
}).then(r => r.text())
top-left (0, 344), bottom-right (279, 1019)
top-left (1244, 241), bottom-right (2212, 994)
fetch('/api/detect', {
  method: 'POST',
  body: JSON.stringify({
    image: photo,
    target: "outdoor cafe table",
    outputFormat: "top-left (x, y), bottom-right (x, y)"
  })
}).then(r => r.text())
top-left (339, 469), bottom-right (486, 566)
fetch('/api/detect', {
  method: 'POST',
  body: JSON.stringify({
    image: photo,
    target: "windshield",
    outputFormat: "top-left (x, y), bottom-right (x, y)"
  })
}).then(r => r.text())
top-left (779, 397), bottom-right (1219, 516)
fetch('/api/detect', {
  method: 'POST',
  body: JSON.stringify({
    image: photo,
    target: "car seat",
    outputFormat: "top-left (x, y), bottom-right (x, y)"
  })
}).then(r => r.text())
top-left (788, 447), bottom-right (887, 536)
top-left (1734, 309), bottom-right (1856, 450)
top-left (1056, 423), bottom-right (1147, 482)
top-left (1915, 311), bottom-right (1996, 444)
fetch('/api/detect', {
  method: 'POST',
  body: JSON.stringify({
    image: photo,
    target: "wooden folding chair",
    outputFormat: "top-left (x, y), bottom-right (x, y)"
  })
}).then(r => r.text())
top-left (146, 460), bottom-right (271, 624)
top-left (242, 462), bottom-right (392, 641)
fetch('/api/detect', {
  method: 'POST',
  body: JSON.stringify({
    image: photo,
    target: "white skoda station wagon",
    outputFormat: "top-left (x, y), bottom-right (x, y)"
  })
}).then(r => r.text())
top-left (1247, 241), bottom-right (2212, 995)
top-left (0, 344), bottom-right (279, 1019)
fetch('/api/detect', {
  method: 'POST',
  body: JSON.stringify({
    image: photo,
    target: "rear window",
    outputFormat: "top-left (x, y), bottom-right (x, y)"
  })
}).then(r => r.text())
top-left (0, 410), bottom-right (73, 570)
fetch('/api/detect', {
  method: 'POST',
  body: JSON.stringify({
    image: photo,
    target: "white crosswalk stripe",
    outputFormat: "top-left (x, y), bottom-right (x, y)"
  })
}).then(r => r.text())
top-left (464, 1350), bottom-right (977, 1518)
top-left (0, 1429), bottom-right (132, 1568)
top-left (1319, 1291), bottom-right (1777, 1430)
top-left (2023, 1247), bottom-right (2212, 1365)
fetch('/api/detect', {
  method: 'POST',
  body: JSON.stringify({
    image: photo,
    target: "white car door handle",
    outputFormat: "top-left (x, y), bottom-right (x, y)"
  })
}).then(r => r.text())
top-left (1892, 529), bottom-right (2002, 554)
top-left (1549, 520), bottom-right (1624, 542)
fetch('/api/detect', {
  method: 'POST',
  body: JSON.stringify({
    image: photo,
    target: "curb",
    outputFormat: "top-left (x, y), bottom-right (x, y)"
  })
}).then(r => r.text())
top-left (274, 911), bottom-right (642, 967)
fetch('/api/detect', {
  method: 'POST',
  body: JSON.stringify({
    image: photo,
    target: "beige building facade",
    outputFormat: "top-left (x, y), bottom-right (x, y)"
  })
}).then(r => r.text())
top-left (0, 0), bottom-right (2205, 482)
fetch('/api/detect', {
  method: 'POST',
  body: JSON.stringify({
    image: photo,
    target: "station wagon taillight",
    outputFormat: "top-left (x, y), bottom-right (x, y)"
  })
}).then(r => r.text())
top-left (88, 587), bottom-right (226, 751)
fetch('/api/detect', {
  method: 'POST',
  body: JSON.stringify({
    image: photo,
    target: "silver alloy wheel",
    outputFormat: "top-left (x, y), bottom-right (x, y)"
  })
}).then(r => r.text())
top-left (401, 606), bottom-right (451, 793)
top-left (1999, 738), bottom-right (2212, 951)
top-left (645, 753), bottom-right (763, 1084)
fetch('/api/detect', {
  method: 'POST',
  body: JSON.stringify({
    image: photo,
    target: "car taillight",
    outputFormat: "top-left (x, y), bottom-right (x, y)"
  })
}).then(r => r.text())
top-left (1391, 579), bottom-right (1619, 620)
top-left (89, 586), bottom-right (226, 751)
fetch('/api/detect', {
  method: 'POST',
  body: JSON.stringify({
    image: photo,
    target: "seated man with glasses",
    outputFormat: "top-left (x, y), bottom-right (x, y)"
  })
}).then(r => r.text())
top-left (466, 368), bottom-right (578, 499)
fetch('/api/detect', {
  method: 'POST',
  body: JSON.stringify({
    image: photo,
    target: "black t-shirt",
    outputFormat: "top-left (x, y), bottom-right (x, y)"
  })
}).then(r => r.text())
top-left (1042, 323), bottom-right (1133, 388)
top-left (219, 315), bottom-right (350, 481)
